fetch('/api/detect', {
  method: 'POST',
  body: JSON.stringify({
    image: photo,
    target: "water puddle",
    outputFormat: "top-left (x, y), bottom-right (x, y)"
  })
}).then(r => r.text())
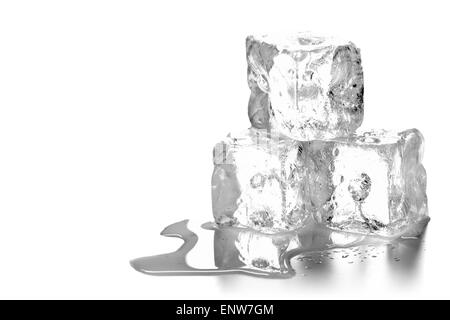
top-left (130, 220), bottom-right (284, 278)
top-left (130, 219), bottom-right (428, 278)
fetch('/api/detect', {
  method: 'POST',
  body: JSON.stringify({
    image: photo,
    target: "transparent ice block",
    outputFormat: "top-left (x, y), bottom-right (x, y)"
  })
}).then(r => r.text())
top-left (247, 32), bottom-right (364, 140)
top-left (211, 128), bottom-right (310, 233)
top-left (304, 129), bottom-right (428, 237)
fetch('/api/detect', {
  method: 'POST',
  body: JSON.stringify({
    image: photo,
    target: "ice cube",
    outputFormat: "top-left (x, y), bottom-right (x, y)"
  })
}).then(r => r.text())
top-left (211, 128), bottom-right (310, 233)
top-left (214, 226), bottom-right (300, 273)
top-left (304, 129), bottom-right (428, 237)
top-left (247, 32), bottom-right (364, 140)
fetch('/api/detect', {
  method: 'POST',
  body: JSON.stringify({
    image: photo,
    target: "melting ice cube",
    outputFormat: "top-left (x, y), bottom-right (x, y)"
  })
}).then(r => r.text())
top-left (247, 32), bottom-right (364, 140)
top-left (211, 128), bottom-right (310, 233)
top-left (304, 129), bottom-right (428, 237)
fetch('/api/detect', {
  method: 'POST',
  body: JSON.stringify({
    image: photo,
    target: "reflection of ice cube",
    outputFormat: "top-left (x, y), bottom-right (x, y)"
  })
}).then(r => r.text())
top-left (247, 32), bottom-right (363, 140)
top-left (212, 128), bottom-right (310, 233)
top-left (213, 224), bottom-right (385, 274)
top-left (305, 129), bottom-right (428, 237)
top-left (214, 227), bottom-right (300, 272)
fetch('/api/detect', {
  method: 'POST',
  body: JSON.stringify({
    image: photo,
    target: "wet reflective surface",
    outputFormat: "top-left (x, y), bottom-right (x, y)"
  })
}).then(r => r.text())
top-left (130, 220), bottom-right (284, 277)
top-left (130, 220), bottom-right (428, 279)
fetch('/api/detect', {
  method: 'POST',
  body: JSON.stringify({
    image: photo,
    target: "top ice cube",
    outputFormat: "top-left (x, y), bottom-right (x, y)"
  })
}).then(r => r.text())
top-left (247, 32), bottom-right (364, 140)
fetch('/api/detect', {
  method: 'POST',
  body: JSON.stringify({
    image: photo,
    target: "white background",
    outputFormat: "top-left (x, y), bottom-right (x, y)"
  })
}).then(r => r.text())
top-left (0, 0), bottom-right (449, 299)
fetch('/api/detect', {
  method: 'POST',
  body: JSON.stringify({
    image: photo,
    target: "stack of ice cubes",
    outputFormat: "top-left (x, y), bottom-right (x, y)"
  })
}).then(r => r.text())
top-left (212, 32), bottom-right (428, 237)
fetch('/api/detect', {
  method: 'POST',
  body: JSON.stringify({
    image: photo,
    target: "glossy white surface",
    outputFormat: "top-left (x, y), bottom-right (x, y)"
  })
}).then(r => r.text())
top-left (0, 0), bottom-right (449, 299)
